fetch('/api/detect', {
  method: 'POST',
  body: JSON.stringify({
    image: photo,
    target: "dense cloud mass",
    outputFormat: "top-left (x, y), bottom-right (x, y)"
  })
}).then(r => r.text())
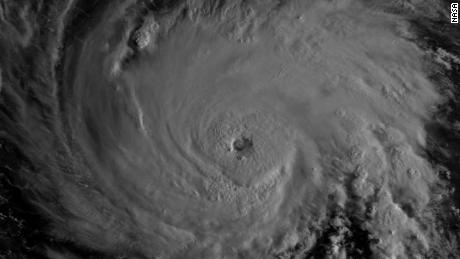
top-left (0, 0), bottom-right (460, 258)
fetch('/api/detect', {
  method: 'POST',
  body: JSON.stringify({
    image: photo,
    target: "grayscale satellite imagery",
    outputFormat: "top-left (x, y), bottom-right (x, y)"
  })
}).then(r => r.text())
top-left (0, 0), bottom-right (460, 258)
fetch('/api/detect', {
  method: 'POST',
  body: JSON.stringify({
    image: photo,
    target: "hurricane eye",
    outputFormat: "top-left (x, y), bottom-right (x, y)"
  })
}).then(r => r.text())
top-left (231, 136), bottom-right (253, 152)
top-left (228, 135), bottom-right (254, 161)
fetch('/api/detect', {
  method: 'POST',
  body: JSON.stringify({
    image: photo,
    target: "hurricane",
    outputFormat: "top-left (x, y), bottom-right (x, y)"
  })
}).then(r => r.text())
top-left (1, 0), bottom-right (460, 258)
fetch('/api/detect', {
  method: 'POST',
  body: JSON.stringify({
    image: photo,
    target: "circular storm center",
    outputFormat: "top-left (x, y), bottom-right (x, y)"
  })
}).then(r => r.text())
top-left (196, 107), bottom-right (297, 189)
top-left (230, 135), bottom-right (254, 159)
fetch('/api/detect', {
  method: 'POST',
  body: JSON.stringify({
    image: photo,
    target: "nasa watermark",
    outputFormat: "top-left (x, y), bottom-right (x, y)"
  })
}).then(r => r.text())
top-left (452, 3), bottom-right (459, 23)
